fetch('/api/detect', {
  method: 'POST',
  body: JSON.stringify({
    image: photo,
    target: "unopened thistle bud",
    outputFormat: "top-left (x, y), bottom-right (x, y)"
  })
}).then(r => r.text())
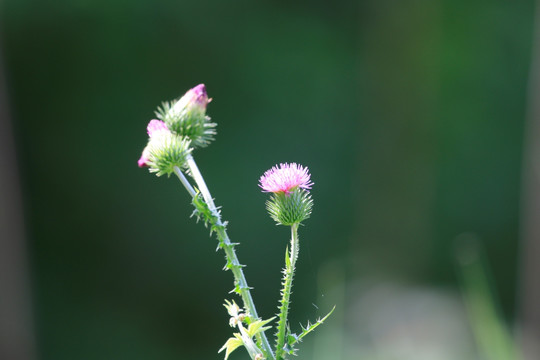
top-left (259, 163), bottom-right (314, 226)
top-left (156, 84), bottom-right (216, 148)
top-left (138, 119), bottom-right (192, 176)
top-left (138, 120), bottom-right (171, 167)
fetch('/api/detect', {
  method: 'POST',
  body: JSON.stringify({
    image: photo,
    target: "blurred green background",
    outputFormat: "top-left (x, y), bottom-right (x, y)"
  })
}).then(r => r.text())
top-left (0, 0), bottom-right (536, 359)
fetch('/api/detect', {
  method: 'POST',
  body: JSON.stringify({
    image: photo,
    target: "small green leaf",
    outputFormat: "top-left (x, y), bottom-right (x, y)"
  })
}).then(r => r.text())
top-left (287, 332), bottom-right (299, 346)
top-left (229, 284), bottom-right (242, 295)
top-left (285, 246), bottom-right (291, 268)
top-left (246, 317), bottom-right (275, 338)
top-left (218, 334), bottom-right (244, 360)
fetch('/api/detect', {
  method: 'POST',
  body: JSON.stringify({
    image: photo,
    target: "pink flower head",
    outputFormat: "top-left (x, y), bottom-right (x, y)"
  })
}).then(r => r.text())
top-left (147, 119), bottom-right (169, 137)
top-left (138, 120), bottom-right (171, 167)
top-left (259, 163), bottom-right (313, 194)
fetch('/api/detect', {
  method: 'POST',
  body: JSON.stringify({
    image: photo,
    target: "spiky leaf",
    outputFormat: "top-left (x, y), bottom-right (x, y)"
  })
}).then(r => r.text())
top-left (291, 306), bottom-right (336, 345)
top-left (191, 192), bottom-right (217, 227)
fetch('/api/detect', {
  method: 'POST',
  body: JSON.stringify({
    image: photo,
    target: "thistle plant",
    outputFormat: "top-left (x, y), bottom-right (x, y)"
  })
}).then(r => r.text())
top-left (138, 84), bottom-right (333, 360)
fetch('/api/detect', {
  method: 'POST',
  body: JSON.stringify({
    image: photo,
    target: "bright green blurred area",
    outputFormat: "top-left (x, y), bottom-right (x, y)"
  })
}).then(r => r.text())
top-left (0, 0), bottom-right (534, 359)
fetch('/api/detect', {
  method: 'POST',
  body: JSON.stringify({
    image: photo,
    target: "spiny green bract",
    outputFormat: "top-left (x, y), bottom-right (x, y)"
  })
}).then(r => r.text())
top-left (156, 101), bottom-right (217, 148)
top-left (147, 133), bottom-right (192, 176)
top-left (191, 192), bottom-right (218, 225)
top-left (266, 188), bottom-right (313, 226)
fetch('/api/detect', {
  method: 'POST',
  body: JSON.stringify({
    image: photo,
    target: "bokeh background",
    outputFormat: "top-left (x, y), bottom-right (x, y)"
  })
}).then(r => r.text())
top-left (1, 1), bottom-right (539, 359)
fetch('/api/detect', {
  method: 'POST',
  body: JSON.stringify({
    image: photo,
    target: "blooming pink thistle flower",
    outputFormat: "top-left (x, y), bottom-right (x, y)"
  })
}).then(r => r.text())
top-left (259, 163), bottom-right (313, 194)
top-left (138, 120), bottom-right (171, 167)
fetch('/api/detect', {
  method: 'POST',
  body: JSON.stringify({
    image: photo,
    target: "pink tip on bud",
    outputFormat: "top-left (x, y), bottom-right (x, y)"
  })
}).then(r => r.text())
top-left (147, 119), bottom-right (169, 137)
top-left (138, 146), bottom-right (151, 167)
top-left (139, 120), bottom-right (169, 168)
top-left (190, 84), bottom-right (210, 107)
top-left (259, 163), bottom-right (313, 194)
top-left (173, 84), bottom-right (211, 114)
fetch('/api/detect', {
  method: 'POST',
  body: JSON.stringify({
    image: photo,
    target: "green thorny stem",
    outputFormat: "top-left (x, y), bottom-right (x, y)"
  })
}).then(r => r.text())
top-left (174, 155), bottom-right (275, 360)
top-left (275, 223), bottom-right (300, 360)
